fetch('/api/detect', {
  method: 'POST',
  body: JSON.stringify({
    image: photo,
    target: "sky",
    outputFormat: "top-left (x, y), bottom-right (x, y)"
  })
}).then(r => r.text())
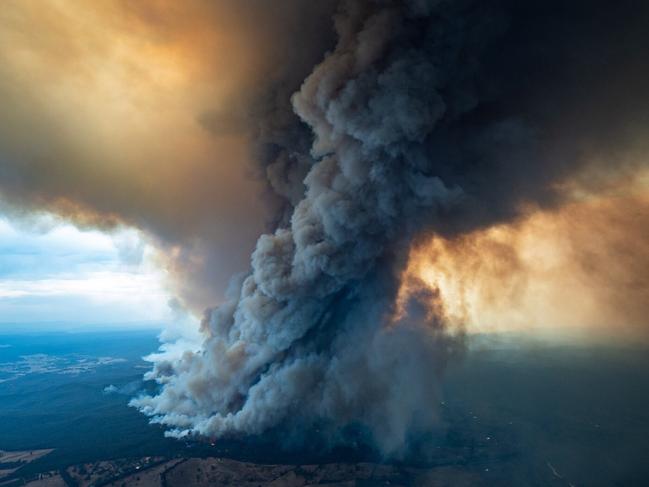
top-left (0, 214), bottom-right (172, 326)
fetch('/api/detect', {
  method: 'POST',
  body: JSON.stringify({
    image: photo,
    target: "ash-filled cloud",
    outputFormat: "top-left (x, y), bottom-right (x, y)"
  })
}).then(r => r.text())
top-left (131, 0), bottom-right (649, 456)
top-left (0, 0), bottom-right (337, 310)
top-left (2, 0), bottom-right (649, 457)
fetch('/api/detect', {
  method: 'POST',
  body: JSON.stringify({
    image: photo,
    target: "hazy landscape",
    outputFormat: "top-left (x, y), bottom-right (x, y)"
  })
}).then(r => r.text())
top-left (1, 329), bottom-right (647, 486)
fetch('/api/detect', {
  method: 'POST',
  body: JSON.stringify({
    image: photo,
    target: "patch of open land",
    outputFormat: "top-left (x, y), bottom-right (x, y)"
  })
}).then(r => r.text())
top-left (19, 456), bottom-right (483, 487)
top-left (0, 449), bottom-right (54, 484)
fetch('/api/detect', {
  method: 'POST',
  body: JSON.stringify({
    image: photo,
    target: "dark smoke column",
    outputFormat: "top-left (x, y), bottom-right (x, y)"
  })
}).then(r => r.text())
top-left (132, 0), bottom-right (649, 455)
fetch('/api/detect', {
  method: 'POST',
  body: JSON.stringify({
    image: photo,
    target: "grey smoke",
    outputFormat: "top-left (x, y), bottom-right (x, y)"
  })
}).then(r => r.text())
top-left (133, 0), bottom-right (649, 456)
top-left (104, 381), bottom-right (141, 396)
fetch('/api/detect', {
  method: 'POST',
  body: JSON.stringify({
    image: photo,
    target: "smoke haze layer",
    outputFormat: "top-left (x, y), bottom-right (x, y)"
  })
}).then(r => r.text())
top-left (129, 0), bottom-right (649, 456)
top-left (401, 172), bottom-right (649, 343)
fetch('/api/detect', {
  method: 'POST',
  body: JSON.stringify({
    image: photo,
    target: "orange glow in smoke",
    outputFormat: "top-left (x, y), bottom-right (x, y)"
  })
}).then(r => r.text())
top-left (397, 175), bottom-right (649, 343)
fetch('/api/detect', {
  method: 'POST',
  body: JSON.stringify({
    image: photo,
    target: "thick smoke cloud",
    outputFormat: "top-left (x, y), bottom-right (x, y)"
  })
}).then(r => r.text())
top-left (132, 0), bottom-right (649, 456)
top-left (0, 0), bottom-right (336, 310)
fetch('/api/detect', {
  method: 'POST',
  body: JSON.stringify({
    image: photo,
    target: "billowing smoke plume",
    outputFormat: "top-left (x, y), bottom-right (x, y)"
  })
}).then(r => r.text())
top-left (132, 0), bottom-right (649, 455)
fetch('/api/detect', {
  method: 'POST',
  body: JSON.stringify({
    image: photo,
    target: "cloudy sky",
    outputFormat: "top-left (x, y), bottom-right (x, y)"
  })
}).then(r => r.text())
top-left (0, 215), bottom-right (171, 326)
